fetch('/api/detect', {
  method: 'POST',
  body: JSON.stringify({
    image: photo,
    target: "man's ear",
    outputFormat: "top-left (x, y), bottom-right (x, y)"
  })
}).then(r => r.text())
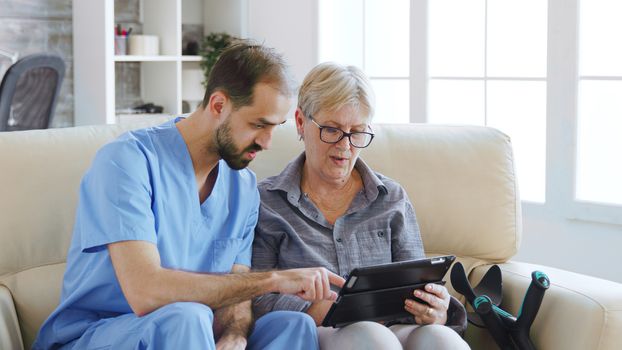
top-left (207, 91), bottom-right (228, 117)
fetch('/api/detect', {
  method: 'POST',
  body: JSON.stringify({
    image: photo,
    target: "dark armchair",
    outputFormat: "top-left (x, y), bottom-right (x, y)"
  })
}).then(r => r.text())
top-left (0, 54), bottom-right (65, 131)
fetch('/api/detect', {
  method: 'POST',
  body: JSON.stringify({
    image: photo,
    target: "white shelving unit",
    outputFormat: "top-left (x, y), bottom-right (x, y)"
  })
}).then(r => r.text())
top-left (73, 0), bottom-right (248, 126)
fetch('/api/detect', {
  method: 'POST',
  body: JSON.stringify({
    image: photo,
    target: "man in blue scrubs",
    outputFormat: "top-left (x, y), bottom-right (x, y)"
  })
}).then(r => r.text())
top-left (33, 42), bottom-right (344, 350)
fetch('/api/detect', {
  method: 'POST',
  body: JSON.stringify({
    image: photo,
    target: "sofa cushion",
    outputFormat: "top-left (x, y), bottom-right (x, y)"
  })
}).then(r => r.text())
top-left (1, 264), bottom-right (64, 348)
top-left (0, 285), bottom-right (23, 350)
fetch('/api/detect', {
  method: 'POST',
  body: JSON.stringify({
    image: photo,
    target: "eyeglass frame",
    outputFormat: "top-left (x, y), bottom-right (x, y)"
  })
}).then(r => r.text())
top-left (308, 115), bottom-right (375, 148)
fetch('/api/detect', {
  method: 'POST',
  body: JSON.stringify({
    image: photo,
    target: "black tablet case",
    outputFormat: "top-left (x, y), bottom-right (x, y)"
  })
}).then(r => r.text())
top-left (322, 255), bottom-right (455, 328)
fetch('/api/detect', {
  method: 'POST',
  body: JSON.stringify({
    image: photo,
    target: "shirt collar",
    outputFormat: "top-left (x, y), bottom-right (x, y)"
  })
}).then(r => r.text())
top-left (267, 152), bottom-right (388, 204)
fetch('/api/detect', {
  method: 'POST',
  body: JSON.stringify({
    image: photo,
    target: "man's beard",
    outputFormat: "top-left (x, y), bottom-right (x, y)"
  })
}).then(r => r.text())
top-left (215, 119), bottom-right (262, 170)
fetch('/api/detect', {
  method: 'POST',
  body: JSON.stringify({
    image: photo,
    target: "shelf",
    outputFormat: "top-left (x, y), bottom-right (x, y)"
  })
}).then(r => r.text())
top-left (74, 0), bottom-right (247, 126)
top-left (114, 55), bottom-right (179, 62)
top-left (181, 55), bottom-right (202, 62)
top-left (116, 113), bottom-right (172, 124)
top-left (113, 55), bottom-right (202, 62)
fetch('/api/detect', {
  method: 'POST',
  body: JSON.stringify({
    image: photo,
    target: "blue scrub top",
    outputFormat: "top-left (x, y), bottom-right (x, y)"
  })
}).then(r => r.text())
top-left (34, 118), bottom-right (259, 349)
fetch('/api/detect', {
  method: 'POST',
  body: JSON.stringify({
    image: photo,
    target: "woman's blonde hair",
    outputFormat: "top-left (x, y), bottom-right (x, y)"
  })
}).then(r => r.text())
top-left (298, 62), bottom-right (375, 120)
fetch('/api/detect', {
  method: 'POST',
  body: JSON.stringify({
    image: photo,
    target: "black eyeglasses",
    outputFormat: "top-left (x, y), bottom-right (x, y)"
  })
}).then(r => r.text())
top-left (309, 116), bottom-right (375, 148)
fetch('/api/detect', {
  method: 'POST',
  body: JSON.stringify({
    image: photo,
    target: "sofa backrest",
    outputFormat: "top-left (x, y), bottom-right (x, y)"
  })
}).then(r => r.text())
top-left (251, 122), bottom-right (521, 261)
top-left (0, 119), bottom-right (520, 348)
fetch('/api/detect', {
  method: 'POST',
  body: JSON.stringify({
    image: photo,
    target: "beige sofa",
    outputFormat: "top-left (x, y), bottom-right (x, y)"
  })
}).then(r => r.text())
top-left (1, 118), bottom-right (621, 349)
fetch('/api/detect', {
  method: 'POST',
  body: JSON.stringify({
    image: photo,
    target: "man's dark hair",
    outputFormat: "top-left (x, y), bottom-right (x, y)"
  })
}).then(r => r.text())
top-left (201, 40), bottom-right (294, 110)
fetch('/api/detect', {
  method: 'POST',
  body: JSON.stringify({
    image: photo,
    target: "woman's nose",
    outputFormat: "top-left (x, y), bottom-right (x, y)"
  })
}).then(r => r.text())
top-left (335, 134), bottom-right (351, 150)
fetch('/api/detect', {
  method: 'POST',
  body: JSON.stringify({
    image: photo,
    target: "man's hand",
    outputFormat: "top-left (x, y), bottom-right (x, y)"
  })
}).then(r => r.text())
top-left (404, 283), bottom-right (450, 325)
top-left (109, 241), bottom-right (345, 316)
top-left (275, 267), bottom-right (345, 301)
top-left (216, 333), bottom-right (247, 350)
top-left (213, 265), bottom-right (252, 349)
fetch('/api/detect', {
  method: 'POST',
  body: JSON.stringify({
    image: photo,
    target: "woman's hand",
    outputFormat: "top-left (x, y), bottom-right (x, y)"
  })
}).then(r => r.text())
top-left (404, 283), bottom-right (450, 325)
top-left (306, 300), bottom-right (335, 326)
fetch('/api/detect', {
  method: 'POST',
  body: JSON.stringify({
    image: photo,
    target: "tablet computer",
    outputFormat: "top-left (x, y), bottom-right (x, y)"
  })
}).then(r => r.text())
top-left (322, 255), bottom-right (455, 328)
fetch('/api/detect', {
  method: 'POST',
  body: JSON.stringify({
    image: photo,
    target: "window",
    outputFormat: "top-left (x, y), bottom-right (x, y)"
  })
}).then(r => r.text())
top-left (576, 0), bottom-right (622, 206)
top-left (318, 0), bottom-right (410, 123)
top-left (318, 1), bottom-right (622, 222)
top-left (428, 0), bottom-right (547, 203)
top-left (319, 0), bottom-right (547, 203)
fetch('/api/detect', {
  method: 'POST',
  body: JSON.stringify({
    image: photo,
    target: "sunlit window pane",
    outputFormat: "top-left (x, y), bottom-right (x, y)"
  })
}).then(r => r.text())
top-left (429, 0), bottom-right (485, 77)
top-left (428, 80), bottom-right (485, 125)
top-left (579, 0), bottom-right (622, 76)
top-left (364, 0), bottom-right (409, 77)
top-left (370, 79), bottom-right (409, 123)
top-left (576, 81), bottom-right (622, 205)
top-left (487, 0), bottom-right (547, 77)
top-left (318, 0), bottom-right (363, 67)
top-left (487, 81), bottom-right (546, 203)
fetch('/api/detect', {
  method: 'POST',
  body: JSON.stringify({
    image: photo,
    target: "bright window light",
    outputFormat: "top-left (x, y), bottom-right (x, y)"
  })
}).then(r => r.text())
top-left (318, 0), bottom-right (363, 67)
top-left (318, 0), bottom-right (409, 123)
top-left (576, 0), bottom-right (622, 205)
top-left (579, 0), bottom-right (622, 76)
top-left (429, 0), bottom-right (485, 77)
top-left (364, 0), bottom-right (409, 78)
top-left (487, 81), bottom-right (547, 203)
top-left (487, 0), bottom-right (547, 77)
top-left (428, 80), bottom-right (485, 125)
top-left (370, 79), bottom-right (410, 124)
top-left (576, 81), bottom-right (622, 205)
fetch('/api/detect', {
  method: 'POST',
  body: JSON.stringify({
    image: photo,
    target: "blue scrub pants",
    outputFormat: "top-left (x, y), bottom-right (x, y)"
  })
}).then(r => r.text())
top-left (62, 302), bottom-right (318, 349)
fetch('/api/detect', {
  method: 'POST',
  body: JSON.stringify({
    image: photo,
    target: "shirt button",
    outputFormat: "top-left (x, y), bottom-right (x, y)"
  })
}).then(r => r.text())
top-left (378, 231), bottom-right (385, 237)
top-left (336, 238), bottom-right (343, 243)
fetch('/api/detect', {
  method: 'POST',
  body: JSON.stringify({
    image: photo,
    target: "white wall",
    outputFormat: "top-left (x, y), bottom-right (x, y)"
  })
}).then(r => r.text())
top-left (518, 205), bottom-right (622, 283)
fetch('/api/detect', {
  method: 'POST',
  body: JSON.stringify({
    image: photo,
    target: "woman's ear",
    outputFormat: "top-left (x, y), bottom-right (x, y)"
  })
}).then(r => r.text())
top-left (295, 108), bottom-right (305, 140)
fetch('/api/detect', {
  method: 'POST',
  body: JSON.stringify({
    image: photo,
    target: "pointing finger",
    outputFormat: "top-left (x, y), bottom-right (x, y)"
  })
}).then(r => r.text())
top-left (327, 271), bottom-right (346, 287)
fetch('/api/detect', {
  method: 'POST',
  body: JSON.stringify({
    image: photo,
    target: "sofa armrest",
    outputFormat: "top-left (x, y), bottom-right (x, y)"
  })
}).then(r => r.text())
top-left (464, 261), bottom-right (622, 350)
top-left (0, 284), bottom-right (24, 350)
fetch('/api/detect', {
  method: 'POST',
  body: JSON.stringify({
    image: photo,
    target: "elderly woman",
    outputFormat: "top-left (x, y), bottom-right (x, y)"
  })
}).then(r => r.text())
top-left (252, 62), bottom-right (469, 350)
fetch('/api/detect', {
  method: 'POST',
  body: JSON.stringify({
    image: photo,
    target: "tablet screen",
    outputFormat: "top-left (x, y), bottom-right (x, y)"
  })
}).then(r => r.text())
top-left (341, 255), bottom-right (455, 294)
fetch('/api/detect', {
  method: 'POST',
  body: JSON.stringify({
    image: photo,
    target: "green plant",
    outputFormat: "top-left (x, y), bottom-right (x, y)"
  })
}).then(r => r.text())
top-left (199, 32), bottom-right (238, 88)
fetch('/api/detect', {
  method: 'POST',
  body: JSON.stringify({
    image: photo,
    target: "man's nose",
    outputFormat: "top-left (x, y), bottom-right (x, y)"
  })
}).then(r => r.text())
top-left (256, 129), bottom-right (273, 151)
